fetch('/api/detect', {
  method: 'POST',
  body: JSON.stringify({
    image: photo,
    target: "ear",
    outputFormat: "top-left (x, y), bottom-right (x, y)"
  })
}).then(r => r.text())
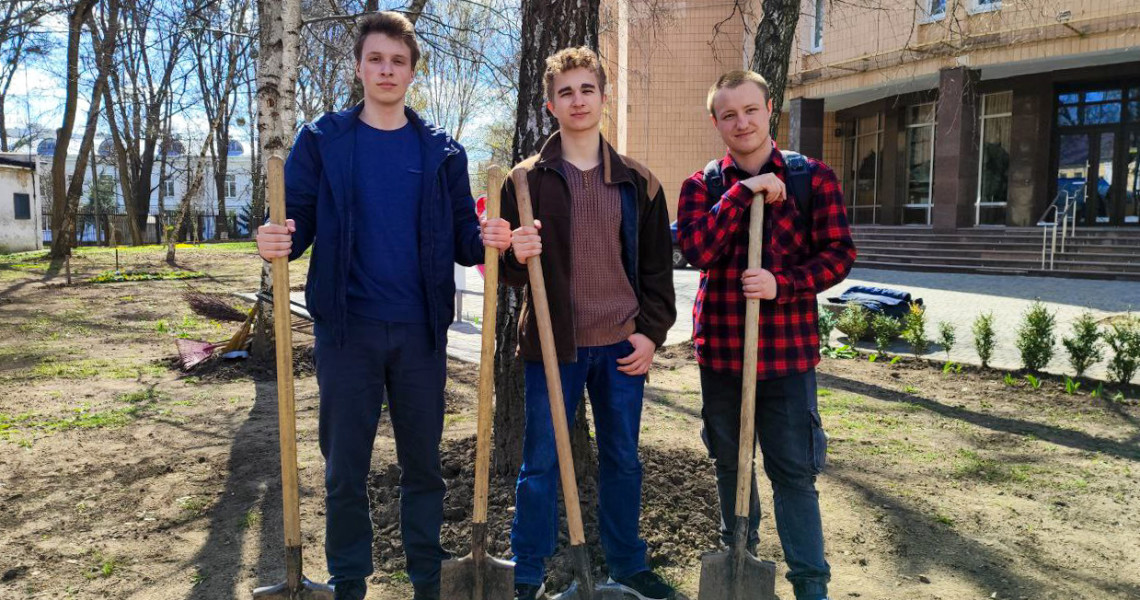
top-left (545, 99), bottom-right (554, 114)
top-left (355, 59), bottom-right (362, 82)
top-left (709, 113), bottom-right (718, 126)
top-left (767, 97), bottom-right (774, 113)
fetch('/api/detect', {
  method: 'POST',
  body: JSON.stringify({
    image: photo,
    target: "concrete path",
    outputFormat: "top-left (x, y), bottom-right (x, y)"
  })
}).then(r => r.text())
top-left (446, 266), bottom-right (1139, 381)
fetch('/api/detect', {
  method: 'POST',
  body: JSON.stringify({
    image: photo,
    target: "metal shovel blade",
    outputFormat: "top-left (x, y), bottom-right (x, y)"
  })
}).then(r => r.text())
top-left (440, 552), bottom-right (516, 600)
top-left (697, 546), bottom-right (777, 600)
top-left (251, 578), bottom-right (335, 599)
top-left (548, 545), bottom-right (626, 600)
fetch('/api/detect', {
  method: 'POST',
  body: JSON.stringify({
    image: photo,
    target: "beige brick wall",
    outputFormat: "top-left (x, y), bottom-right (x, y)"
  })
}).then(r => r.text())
top-left (787, 0), bottom-right (1140, 100)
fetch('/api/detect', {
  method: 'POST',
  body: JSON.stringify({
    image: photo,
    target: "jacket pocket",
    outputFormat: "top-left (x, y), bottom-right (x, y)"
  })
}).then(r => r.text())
top-left (808, 408), bottom-right (828, 474)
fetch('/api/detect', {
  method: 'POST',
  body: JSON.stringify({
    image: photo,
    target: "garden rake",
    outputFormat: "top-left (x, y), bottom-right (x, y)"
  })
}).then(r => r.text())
top-left (698, 197), bottom-right (778, 600)
top-left (252, 156), bottom-right (334, 600)
top-left (511, 168), bottom-right (623, 600)
top-left (440, 165), bottom-right (515, 600)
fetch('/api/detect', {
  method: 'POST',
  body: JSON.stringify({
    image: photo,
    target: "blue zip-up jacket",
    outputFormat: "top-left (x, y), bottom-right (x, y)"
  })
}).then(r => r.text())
top-left (284, 105), bottom-right (484, 350)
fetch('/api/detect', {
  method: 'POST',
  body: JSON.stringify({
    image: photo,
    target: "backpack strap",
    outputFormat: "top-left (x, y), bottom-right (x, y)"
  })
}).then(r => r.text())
top-left (703, 159), bottom-right (726, 204)
top-left (780, 149), bottom-right (814, 246)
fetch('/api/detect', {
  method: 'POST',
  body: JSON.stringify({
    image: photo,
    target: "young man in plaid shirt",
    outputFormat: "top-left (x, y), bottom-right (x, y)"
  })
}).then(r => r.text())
top-left (676, 70), bottom-right (856, 600)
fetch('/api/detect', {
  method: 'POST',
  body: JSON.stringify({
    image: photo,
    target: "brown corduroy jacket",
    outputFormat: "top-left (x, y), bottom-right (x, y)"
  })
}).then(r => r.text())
top-left (500, 132), bottom-right (677, 363)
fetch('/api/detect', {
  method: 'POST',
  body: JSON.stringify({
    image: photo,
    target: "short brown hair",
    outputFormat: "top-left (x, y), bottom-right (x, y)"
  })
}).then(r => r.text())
top-left (354, 11), bottom-right (421, 67)
top-left (543, 46), bottom-right (607, 101)
top-left (707, 70), bottom-right (770, 116)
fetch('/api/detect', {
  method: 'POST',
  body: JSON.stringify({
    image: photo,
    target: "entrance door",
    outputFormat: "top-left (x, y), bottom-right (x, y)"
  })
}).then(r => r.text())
top-left (1056, 131), bottom-right (1119, 226)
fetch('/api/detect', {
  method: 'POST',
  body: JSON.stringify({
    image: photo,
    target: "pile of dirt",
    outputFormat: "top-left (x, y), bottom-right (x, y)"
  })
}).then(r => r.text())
top-left (368, 436), bottom-right (724, 590)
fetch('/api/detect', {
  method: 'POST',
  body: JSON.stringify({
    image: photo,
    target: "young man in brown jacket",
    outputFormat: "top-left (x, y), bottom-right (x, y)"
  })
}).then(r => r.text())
top-left (499, 47), bottom-right (677, 600)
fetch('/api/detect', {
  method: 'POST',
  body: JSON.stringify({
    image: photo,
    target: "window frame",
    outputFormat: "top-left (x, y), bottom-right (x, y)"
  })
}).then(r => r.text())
top-left (976, 91), bottom-right (1013, 225)
top-left (810, 0), bottom-right (825, 53)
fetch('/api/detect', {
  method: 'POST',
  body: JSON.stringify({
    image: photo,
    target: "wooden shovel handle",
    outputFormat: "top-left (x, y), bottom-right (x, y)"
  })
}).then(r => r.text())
top-left (268, 156), bottom-right (303, 559)
top-left (472, 166), bottom-right (504, 526)
top-left (511, 168), bottom-right (587, 546)
top-left (735, 196), bottom-right (764, 516)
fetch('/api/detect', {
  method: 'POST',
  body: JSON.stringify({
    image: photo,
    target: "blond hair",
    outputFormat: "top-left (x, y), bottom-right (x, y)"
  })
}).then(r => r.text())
top-left (543, 46), bottom-right (607, 101)
top-left (707, 70), bottom-right (771, 116)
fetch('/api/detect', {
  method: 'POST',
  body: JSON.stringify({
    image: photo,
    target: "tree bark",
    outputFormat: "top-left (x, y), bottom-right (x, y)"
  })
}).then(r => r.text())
top-left (251, 0), bottom-right (302, 363)
top-left (750, 0), bottom-right (802, 134)
top-left (493, 0), bottom-right (601, 482)
top-left (48, 0), bottom-right (97, 258)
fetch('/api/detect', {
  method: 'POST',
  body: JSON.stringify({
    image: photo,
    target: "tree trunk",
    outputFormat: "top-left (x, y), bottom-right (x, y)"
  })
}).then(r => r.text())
top-left (751, 0), bottom-right (802, 134)
top-left (0, 95), bottom-right (7, 152)
top-left (492, 0), bottom-right (601, 482)
top-left (49, 0), bottom-right (97, 259)
top-left (252, 0), bottom-right (302, 363)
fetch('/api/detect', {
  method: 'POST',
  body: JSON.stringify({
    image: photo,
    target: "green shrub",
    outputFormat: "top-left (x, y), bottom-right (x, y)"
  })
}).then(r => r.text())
top-left (836, 303), bottom-right (870, 343)
top-left (1016, 301), bottom-right (1056, 372)
top-left (901, 303), bottom-right (930, 355)
top-left (871, 313), bottom-right (903, 357)
top-left (937, 321), bottom-right (956, 360)
top-left (818, 307), bottom-right (838, 348)
top-left (1061, 311), bottom-right (1103, 378)
top-left (1104, 315), bottom-right (1140, 385)
top-left (973, 312), bottom-right (996, 368)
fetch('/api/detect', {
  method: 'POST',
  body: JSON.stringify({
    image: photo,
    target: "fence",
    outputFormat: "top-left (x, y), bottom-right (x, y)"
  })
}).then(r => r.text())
top-left (42, 211), bottom-right (252, 246)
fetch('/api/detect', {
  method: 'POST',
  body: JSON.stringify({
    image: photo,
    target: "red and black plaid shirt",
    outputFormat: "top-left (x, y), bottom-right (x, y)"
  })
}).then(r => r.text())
top-left (677, 145), bottom-right (856, 379)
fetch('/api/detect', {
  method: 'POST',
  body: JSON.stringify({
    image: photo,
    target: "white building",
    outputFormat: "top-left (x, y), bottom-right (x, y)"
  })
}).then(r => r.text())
top-left (0, 153), bottom-right (42, 253)
top-left (33, 136), bottom-right (257, 243)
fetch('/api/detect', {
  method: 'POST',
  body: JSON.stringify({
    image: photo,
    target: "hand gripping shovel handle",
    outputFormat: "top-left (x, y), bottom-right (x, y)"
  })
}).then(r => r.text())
top-left (511, 168), bottom-right (588, 546)
top-left (252, 157), bottom-right (333, 599)
top-left (735, 197), bottom-right (764, 518)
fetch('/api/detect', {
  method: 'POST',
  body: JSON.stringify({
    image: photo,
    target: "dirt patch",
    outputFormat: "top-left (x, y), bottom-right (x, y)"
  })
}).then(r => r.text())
top-left (368, 437), bottom-right (721, 592)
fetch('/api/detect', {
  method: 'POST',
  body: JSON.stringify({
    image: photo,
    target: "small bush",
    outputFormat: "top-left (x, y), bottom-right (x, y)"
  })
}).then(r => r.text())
top-left (836, 303), bottom-right (870, 343)
top-left (901, 303), bottom-right (930, 355)
top-left (871, 313), bottom-right (903, 357)
top-left (937, 321), bottom-right (956, 360)
top-left (1016, 301), bottom-right (1056, 372)
top-left (1062, 312), bottom-right (1103, 378)
top-left (818, 307), bottom-right (838, 348)
top-left (973, 312), bottom-right (997, 368)
top-left (1104, 315), bottom-right (1140, 385)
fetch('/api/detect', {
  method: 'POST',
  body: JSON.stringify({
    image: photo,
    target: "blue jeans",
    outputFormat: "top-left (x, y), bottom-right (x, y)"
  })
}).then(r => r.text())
top-left (511, 341), bottom-right (649, 586)
top-left (699, 367), bottom-right (831, 600)
top-left (314, 320), bottom-right (448, 586)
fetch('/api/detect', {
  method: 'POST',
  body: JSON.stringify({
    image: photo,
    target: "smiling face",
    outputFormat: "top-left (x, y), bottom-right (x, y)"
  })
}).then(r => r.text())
top-left (709, 81), bottom-right (774, 157)
top-left (545, 67), bottom-right (605, 134)
top-left (355, 33), bottom-right (415, 108)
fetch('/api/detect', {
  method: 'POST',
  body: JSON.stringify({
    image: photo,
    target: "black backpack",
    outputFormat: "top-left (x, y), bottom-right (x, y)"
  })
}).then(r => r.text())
top-left (703, 150), bottom-right (814, 245)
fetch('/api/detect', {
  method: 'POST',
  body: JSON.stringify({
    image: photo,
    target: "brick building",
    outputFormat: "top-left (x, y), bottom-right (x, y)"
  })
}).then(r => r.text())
top-left (599, 0), bottom-right (1140, 276)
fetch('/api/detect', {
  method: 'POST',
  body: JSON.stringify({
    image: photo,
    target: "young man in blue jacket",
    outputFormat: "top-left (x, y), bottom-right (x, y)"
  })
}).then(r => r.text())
top-left (256, 12), bottom-right (511, 600)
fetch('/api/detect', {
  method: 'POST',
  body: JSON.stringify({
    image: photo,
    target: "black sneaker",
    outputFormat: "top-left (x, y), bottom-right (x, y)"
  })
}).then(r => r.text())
top-left (514, 582), bottom-right (545, 600)
top-left (333, 579), bottom-right (366, 600)
top-left (412, 581), bottom-right (440, 600)
top-left (608, 570), bottom-right (676, 600)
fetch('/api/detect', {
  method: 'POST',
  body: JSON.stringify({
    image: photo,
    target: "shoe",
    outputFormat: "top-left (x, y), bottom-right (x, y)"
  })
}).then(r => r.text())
top-left (333, 579), bottom-right (367, 600)
top-left (608, 570), bottom-right (676, 600)
top-left (514, 582), bottom-right (545, 600)
top-left (412, 581), bottom-right (440, 600)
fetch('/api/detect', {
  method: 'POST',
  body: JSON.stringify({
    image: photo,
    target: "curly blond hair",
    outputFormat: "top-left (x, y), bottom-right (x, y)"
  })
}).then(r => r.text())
top-left (543, 46), bottom-right (607, 101)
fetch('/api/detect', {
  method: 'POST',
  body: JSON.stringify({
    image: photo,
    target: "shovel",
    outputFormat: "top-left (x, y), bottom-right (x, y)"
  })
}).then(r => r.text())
top-left (252, 156), bottom-right (335, 600)
top-left (511, 169), bottom-right (623, 600)
top-left (698, 197), bottom-right (778, 600)
top-left (440, 165), bottom-right (515, 600)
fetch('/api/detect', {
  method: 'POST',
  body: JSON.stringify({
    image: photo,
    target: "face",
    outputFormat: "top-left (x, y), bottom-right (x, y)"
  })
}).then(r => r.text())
top-left (545, 67), bottom-right (605, 134)
top-left (355, 33), bottom-right (415, 107)
top-left (710, 82), bottom-right (773, 156)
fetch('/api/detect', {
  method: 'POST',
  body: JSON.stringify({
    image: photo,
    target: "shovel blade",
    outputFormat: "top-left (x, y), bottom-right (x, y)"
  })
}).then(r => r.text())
top-left (549, 580), bottom-right (626, 600)
top-left (252, 577), bottom-right (335, 600)
top-left (440, 553), bottom-right (516, 600)
top-left (698, 548), bottom-right (777, 600)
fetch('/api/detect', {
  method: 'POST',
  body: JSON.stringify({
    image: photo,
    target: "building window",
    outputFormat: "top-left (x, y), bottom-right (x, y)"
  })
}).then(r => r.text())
top-left (164, 179), bottom-right (176, 198)
top-left (971, 0), bottom-right (1001, 13)
top-left (225, 174), bottom-right (238, 198)
top-left (925, 0), bottom-right (946, 20)
top-left (905, 103), bottom-right (936, 225)
top-left (811, 0), bottom-right (824, 52)
top-left (977, 91), bottom-right (1012, 225)
top-left (844, 113), bottom-right (882, 225)
top-left (14, 193), bottom-right (31, 220)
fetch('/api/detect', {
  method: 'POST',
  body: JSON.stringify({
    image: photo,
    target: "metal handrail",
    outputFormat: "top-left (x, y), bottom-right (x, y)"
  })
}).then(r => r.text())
top-left (1039, 191), bottom-right (1077, 270)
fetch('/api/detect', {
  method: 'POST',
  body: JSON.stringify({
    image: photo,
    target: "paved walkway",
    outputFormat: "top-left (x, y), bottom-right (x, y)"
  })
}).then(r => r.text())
top-left (446, 266), bottom-right (1138, 380)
